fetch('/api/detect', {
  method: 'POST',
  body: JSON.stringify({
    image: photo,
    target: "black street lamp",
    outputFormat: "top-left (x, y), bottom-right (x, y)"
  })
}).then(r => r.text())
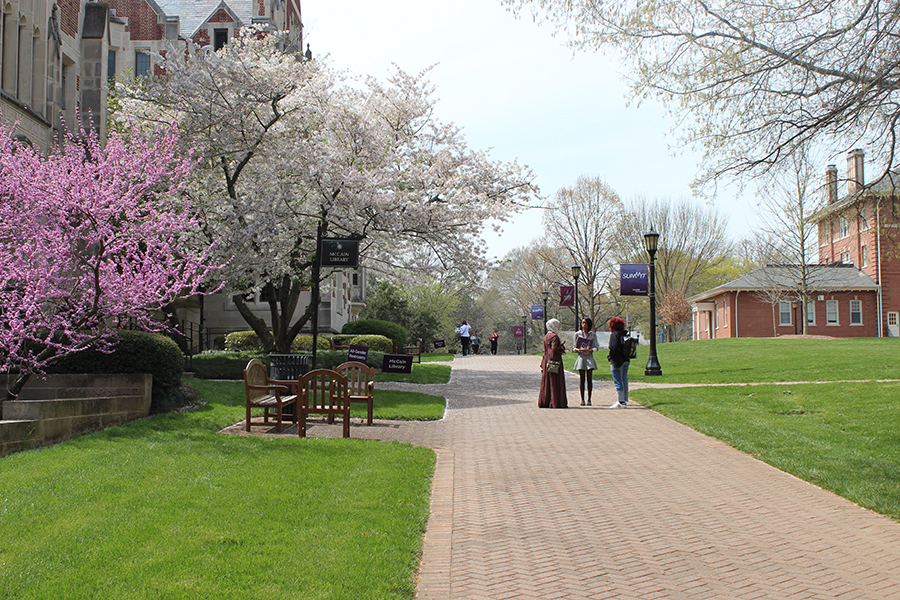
top-left (541, 290), bottom-right (549, 335)
top-left (644, 228), bottom-right (662, 376)
top-left (571, 265), bottom-right (582, 330)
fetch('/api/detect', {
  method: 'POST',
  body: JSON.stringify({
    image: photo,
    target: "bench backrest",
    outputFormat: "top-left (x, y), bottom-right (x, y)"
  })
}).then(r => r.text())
top-left (244, 359), bottom-right (270, 401)
top-left (335, 361), bottom-right (375, 398)
top-left (298, 369), bottom-right (349, 411)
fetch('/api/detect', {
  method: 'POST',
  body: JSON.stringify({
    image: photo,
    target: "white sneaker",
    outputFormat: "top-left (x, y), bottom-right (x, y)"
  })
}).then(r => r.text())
top-left (609, 401), bottom-right (626, 409)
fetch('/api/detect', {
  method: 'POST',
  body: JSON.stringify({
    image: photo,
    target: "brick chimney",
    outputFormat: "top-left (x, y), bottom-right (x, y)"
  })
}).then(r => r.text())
top-left (826, 164), bottom-right (838, 204)
top-left (847, 149), bottom-right (865, 194)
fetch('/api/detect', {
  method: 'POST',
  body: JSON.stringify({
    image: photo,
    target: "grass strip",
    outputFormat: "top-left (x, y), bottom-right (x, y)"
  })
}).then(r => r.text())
top-left (0, 379), bottom-right (435, 600)
top-left (636, 381), bottom-right (900, 519)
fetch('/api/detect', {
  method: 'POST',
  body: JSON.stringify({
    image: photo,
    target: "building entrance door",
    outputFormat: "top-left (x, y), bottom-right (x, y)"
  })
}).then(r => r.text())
top-left (888, 312), bottom-right (899, 337)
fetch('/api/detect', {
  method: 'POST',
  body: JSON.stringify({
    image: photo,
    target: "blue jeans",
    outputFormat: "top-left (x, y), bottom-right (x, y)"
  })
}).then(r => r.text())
top-left (610, 360), bottom-right (630, 404)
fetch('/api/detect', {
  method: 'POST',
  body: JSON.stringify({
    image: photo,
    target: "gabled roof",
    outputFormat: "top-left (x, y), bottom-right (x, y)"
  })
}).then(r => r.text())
top-left (689, 264), bottom-right (878, 303)
top-left (815, 171), bottom-right (900, 220)
top-left (155, 0), bottom-right (257, 38)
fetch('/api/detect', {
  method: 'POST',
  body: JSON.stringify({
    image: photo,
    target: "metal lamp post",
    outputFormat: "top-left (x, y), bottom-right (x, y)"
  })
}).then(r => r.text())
top-left (571, 265), bottom-right (582, 330)
top-left (644, 228), bottom-right (662, 376)
top-left (541, 290), bottom-right (549, 335)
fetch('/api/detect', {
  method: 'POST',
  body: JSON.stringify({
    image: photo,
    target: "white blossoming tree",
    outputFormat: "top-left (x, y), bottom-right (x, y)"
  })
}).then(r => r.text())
top-left (116, 31), bottom-right (537, 353)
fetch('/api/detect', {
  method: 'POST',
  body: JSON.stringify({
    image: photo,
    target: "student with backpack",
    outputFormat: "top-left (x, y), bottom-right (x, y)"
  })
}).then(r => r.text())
top-left (607, 317), bottom-right (632, 409)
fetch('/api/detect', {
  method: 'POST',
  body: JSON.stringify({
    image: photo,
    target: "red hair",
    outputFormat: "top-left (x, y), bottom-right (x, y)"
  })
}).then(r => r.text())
top-left (608, 317), bottom-right (626, 331)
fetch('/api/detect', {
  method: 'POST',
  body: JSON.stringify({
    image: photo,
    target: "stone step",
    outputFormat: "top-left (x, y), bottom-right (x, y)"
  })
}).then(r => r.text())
top-left (0, 419), bottom-right (41, 458)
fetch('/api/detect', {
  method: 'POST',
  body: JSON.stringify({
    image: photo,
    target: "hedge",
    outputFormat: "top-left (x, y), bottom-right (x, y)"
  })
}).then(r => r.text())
top-left (342, 319), bottom-right (406, 351)
top-left (45, 330), bottom-right (185, 414)
top-left (224, 330), bottom-right (331, 352)
top-left (348, 335), bottom-right (393, 353)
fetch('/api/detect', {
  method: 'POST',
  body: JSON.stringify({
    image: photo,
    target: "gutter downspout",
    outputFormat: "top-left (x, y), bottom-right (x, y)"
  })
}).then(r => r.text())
top-left (877, 199), bottom-right (884, 338)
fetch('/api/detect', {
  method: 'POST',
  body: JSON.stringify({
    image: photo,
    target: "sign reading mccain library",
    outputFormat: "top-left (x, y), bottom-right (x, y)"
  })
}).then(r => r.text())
top-left (320, 239), bottom-right (359, 268)
top-left (620, 264), bottom-right (649, 296)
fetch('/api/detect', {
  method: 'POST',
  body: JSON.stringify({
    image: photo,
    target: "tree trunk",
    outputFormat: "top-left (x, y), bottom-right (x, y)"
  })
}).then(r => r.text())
top-left (2, 372), bottom-right (33, 419)
top-left (230, 277), bottom-right (317, 353)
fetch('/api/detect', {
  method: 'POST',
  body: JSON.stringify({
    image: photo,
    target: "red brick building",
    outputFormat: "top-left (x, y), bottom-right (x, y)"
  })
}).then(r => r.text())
top-left (690, 149), bottom-right (899, 339)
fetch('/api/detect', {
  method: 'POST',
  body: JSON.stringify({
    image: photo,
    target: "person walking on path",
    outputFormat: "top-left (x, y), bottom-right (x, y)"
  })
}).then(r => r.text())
top-left (607, 316), bottom-right (630, 408)
top-left (457, 321), bottom-right (471, 356)
top-left (573, 317), bottom-right (599, 406)
top-left (471, 331), bottom-right (481, 355)
top-left (489, 330), bottom-right (499, 355)
top-left (538, 318), bottom-right (568, 408)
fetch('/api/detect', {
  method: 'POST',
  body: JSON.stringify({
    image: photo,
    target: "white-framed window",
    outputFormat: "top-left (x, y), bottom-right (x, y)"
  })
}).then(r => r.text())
top-left (724, 301), bottom-right (728, 325)
top-left (135, 50), bottom-right (151, 77)
top-left (779, 301), bottom-right (792, 325)
top-left (861, 245), bottom-right (868, 267)
top-left (850, 300), bottom-right (863, 325)
top-left (841, 251), bottom-right (851, 264)
top-left (806, 301), bottom-right (816, 325)
top-left (826, 300), bottom-right (839, 325)
top-left (859, 205), bottom-right (868, 231)
top-left (840, 216), bottom-right (850, 238)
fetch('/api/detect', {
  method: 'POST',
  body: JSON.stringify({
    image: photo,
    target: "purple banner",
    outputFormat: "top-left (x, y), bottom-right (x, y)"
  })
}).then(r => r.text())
top-left (620, 263), bottom-right (649, 296)
top-left (530, 305), bottom-right (544, 320)
top-left (513, 325), bottom-right (524, 338)
top-left (347, 344), bottom-right (368, 364)
top-left (382, 354), bottom-right (414, 373)
top-left (559, 285), bottom-right (575, 307)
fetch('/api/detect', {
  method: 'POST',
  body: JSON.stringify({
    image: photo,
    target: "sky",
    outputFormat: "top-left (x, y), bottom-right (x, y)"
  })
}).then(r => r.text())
top-left (302, 0), bottom-right (759, 261)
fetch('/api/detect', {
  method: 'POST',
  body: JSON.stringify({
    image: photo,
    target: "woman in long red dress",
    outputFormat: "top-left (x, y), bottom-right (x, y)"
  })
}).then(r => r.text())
top-left (538, 318), bottom-right (568, 408)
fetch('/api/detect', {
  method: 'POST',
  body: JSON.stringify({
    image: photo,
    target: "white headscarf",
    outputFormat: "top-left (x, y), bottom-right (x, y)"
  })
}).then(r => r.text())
top-left (546, 318), bottom-right (561, 334)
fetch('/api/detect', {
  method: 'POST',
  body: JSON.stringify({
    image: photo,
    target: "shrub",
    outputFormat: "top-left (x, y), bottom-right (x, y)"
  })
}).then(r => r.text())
top-left (349, 335), bottom-right (393, 353)
top-left (291, 335), bottom-right (332, 352)
top-left (342, 319), bottom-right (406, 351)
top-left (190, 350), bottom-right (266, 380)
top-left (329, 334), bottom-right (356, 348)
top-left (46, 330), bottom-right (185, 414)
top-left (225, 330), bottom-right (261, 351)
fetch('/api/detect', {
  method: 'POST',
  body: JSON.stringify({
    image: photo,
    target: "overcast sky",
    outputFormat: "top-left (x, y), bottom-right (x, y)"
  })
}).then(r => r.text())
top-left (303, 0), bottom-right (758, 261)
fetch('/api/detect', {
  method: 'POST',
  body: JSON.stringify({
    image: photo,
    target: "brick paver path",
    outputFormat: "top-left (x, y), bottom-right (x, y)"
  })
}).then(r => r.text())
top-left (236, 355), bottom-right (900, 598)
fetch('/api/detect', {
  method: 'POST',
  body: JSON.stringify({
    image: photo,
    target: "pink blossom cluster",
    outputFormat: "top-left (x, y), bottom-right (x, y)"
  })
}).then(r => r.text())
top-left (0, 123), bottom-right (219, 376)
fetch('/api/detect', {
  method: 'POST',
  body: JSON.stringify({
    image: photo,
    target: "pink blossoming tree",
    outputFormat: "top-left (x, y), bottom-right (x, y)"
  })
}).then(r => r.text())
top-left (0, 123), bottom-right (219, 411)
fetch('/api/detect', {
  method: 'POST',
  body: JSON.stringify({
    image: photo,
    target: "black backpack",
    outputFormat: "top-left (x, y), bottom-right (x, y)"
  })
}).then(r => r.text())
top-left (621, 332), bottom-right (638, 360)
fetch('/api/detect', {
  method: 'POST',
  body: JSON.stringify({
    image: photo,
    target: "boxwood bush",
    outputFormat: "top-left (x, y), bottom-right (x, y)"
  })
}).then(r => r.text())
top-left (291, 335), bottom-right (332, 351)
top-left (190, 350), bottom-right (266, 380)
top-left (224, 330), bottom-right (262, 351)
top-left (342, 319), bottom-right (406, 351)
top-left (45, 330), bottom-right (185, 414)
top-left (349, 335), bottom-right (393, 353)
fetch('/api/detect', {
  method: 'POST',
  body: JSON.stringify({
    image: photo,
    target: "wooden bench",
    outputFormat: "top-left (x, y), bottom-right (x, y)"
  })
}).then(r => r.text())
top-left (403, 338), bottom-right (423, 363)
top-left (336, 361), bottom-right (375, 426)
top-left (243, 359), bottom-right (297, 433)
top-left (297, 369), bottom-right (351, 438)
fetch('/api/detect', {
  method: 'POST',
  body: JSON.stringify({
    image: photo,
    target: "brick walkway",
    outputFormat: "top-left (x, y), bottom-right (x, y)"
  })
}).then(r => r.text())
top-left (235, 355), bottom-right (900, 599)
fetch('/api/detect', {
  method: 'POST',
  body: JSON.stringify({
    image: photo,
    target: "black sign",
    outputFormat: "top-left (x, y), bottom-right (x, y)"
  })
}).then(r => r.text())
top-left (320, 239), bottom-right (360, 268)
top-left (347, 344), bottom-right (369, 364)
top-left (433, 339), bottom-right (446, 348)
top-left (382, 354), bottom-right (413, 374)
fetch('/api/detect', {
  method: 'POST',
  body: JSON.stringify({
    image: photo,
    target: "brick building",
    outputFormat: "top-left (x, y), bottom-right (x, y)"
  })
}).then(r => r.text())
top-left (1, 0), bottom-right (302, 150)
top-left (690, 149), bottom-right (900, 339)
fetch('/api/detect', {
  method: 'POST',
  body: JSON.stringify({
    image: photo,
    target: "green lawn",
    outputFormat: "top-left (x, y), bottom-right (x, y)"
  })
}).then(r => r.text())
top-left (578, 336), bottom-right (900, 383)
top-left (624, 337), bottom-right (900, 520)
top-left (0, 379), bottom-right (435, 600)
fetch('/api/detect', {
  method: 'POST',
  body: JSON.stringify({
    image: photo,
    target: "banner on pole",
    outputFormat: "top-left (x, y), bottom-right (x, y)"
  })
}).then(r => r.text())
top-left (559, 285), bottom-right (575, 307)
top-left (530, 305), bottom-right (544, 320)
top-left (513, 325), bottom-right (524, 338)
top-left (620, 264), bottom-right (649, 296)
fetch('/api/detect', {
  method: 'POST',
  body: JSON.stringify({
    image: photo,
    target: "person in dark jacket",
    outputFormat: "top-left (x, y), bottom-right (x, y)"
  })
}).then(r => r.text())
top-left (607, 316), bottom-right (630, 409)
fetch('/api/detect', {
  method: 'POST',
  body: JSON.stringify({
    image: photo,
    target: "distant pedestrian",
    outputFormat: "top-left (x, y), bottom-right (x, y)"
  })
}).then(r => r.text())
top-left (457, 321), bottom-right (471, 356)
top-left (489, 330), bottom-right (499, 355)
top-left (573, 317), bottom-right (599, 406)
top-left (538, 318), bottom-right (568, 409)
top-left (607, 317), bottom-right (630, 409)
top-left (471, 331), bottom-right (481, 355)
